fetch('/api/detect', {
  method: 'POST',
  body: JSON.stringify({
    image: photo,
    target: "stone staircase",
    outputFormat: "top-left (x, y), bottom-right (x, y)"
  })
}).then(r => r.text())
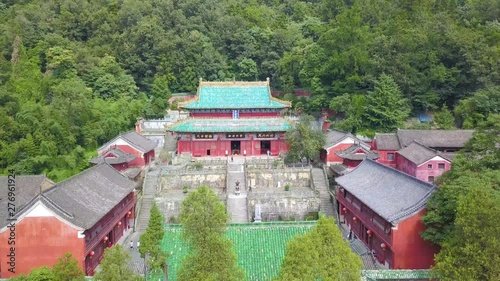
top-left (136, 169), bottom-right (159, 233)
top-left (311, 167), bottom-right (335, 217)
top-left (226, 157), bottom-right (249, 223)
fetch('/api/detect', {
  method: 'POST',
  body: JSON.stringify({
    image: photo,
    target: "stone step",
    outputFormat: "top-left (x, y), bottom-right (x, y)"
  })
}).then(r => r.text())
top-left (227, 196), bottom-right (248, 223)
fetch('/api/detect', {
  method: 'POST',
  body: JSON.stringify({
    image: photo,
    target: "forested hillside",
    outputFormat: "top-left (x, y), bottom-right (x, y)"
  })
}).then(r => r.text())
top-left (0, 0), bottom-right (498, 180)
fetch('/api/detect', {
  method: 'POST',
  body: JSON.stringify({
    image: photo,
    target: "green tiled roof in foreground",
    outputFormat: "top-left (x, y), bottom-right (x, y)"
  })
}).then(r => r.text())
top-left (161, 222), bottom-right (316, 281)
top-left (361, 269), bottom-right (433, 280)
top-left (181, 81), bottom-right (290, 109)
top-left (167, 118), bottom-right (294, 133)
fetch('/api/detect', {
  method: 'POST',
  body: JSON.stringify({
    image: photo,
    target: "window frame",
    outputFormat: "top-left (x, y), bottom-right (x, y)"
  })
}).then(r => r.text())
top-left (387, 152), bottom-right (395, 161)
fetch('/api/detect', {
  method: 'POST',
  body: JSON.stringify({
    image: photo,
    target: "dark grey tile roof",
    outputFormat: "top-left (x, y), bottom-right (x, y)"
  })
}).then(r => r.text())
top-left (336, 159), bottom-right (435, 223)
top-left (99, 131), bottom-right (156, 153)
top-left (330, 164), bottom-right (348, 174)
top-left (396, 129), bottom-right (474, 149)
top-left (324, 129), bottom-right (371, 150)
top-left (0, 175), bottom-right (54, 228)
top-left (374, 133), bottom-right (401, 150)
top-left (40, 163), bottom-right (138, 229)
top-left (439, 152), bottom-right (457, 162)
top-left (89, 148), bottom-right (137, 164)
top-left (397, 142), bottom-right (440, 165)
top-left (324, 129), bottom-right (350, 148)
top-left (336, 144), bottom-right (380, 161)
top-left (121, 167), bottom-right (142, 179)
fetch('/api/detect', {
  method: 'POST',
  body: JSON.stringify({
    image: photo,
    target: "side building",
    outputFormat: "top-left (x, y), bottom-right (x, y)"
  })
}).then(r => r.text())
top-left (336, 159), bottom-right (438, 269)
top-left (166, 79), bottom-right (292, 157)
top-left (371, 129), bottom-right (473, 168)
top-left (0, 163), bottom-right (137, 277)
top-left (371, 129), bottom-right (473, 181)
top-left (91, 131), bottom-right (157, 171)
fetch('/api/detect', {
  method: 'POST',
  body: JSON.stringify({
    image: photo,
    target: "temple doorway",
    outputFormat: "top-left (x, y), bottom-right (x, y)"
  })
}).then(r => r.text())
top-left (231, 141), bottom-right (241, 154)
top-left (261, 140), bottom-right (271, 155)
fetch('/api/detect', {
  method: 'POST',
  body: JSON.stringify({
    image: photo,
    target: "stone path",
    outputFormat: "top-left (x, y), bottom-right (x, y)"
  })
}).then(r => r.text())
top-left (311, 167), bottom-right (335, 217)
top-left (136, 169), bottom-right (159, 232)
top-left (226, 156), bottom-right (249, 223)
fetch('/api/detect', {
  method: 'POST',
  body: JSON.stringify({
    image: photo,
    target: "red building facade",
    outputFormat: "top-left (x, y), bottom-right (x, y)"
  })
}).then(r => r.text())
top-left (320, 130), bottom-right (365, 164)
top-left (0, 164), bottom-right (137, 277)
top-left (336, 160), bottom-right (438, 269)
top-left (167, 79), bottom-right (292, 157)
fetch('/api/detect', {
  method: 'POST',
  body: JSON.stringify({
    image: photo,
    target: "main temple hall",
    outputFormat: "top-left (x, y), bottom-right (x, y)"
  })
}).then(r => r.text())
top-left (166, 79), bottom-right (293, 157)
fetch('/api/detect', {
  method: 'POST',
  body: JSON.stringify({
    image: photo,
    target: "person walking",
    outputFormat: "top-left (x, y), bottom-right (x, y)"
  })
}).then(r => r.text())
top-left (130, 241), bottom-right (134, 249)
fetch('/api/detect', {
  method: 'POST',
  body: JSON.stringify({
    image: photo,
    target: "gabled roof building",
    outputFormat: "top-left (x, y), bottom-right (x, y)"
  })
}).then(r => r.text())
top-left (396, 142), bottom-right (454, 183)
top-left (0, 163), bottom-right (137, 277)
top-left (91, 131), bottom-right (156, 171)
top-left (336, 160), bottom-right (438, 269)
top-left (370, 129), bottom-right (470, 179)
top-left (166, 79), bottom-right (292, 157)
top-left (371, 129), bottom-right (473, 167)
top-left (321, 129), bottom-right (371, 165)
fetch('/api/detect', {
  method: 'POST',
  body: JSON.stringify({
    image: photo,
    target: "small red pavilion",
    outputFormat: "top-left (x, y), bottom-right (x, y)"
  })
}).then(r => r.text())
top-left (167, 79), bottom-right (292, 157)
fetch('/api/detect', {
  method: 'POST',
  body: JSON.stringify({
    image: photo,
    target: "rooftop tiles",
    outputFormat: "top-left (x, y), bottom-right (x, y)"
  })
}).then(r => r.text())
top-left (181, 82), bottom-right (289, 109)
top-left (161, 222), bottom-right (316, 281)
top-left (166, 118), bottom-right (293, 133)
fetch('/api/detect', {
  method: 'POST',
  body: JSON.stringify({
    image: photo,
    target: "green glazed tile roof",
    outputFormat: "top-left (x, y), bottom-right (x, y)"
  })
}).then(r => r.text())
top-left (361, 269), bottom-right (433, 280)
top-left (167, 118), bottom-right (294, 133)
top-left (181, 81), bottom-right (290, 109)
top-left (161, 221), bottom-right (316, 281)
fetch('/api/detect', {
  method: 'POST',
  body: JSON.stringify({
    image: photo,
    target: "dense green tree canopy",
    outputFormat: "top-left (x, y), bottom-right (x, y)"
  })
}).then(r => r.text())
top-left (432, 187), bottom-right (500, 281)
top-left (8, 253), bottom-right (84, 281)
top-left (423, 115), bottom-right (500, 245)
top-left (1, 0), bottom-right (498, 179)
top-left (276, 217), bottom-right (362, 281)
top-left (285, 114), bottom-right (326, 163)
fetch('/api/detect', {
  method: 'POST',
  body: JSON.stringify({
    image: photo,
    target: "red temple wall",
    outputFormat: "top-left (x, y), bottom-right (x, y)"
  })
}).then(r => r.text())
top-left (391, 209), bottom-right (439, 269)
top-left (177, 138), bottom-right (288, 157)
top-left (0, 216), bottom-right (85, 278)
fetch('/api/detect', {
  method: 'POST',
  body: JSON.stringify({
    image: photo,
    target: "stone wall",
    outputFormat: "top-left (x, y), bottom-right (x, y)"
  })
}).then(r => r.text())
top-left (155, 190), bottom-right (226, 223)
top-left (159, 170), bottom-right (226, 191)
top-left (247, 189), bottom-right (320, 221)
top-left (246, 167), bottom-right (310, 189)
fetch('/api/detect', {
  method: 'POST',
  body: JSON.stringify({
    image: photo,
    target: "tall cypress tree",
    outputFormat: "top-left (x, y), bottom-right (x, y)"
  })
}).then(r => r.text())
top-left (177, 186), bottom-right (244, 281)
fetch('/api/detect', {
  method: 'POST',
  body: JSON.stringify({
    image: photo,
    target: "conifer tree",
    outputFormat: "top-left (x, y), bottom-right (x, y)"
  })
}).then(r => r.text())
top-left (363, 74), bottom-right (411, 132)
top-left (276, 217), bottom-right (362, 281)
top-left (177, 186), bottom-right (244, 281)
top-left (52, 253), bottom-right (85, 281)
top-left (93, 245), bottom-right (141, 281)
top-left (139, 202), bottom-right (167, 272)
